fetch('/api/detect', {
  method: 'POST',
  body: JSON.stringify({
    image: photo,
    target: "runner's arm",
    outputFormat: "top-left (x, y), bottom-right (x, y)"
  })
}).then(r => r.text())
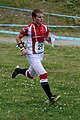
top-left (16, 33), bottom-right (27, 55)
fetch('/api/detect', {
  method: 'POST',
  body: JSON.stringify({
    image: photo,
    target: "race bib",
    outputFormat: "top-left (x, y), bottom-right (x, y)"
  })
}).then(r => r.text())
top-left (35, 42), bottom-right (44, 53)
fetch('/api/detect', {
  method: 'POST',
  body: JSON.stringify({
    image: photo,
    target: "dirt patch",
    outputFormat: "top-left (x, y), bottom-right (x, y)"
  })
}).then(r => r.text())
top-left (0, 36), bottom-right (80, 47)
top-left (0, 36), bottom-right (26, 43)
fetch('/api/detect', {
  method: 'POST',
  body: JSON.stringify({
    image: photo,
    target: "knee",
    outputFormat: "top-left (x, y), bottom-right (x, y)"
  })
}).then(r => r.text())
top-left (26, 70), bottom-right (33, 79)
top-left (39, 72), bottom-right (48, 83)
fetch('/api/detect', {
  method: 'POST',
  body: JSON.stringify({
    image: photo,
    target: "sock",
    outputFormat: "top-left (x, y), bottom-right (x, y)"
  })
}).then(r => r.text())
top-left (41, 82), bottom-right (53, 100)
top-left (19, 68), bottom-right (27, 76)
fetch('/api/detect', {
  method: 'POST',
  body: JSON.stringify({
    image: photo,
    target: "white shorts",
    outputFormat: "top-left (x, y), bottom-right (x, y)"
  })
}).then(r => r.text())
top-left (26, 53), bottom-right (48, 83)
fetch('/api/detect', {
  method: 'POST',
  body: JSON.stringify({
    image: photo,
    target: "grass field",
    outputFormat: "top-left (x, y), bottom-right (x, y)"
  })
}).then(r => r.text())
top-left (0, 0), bottom-right (80, 119)
top-left (0, 43), bottom-right (80, 120)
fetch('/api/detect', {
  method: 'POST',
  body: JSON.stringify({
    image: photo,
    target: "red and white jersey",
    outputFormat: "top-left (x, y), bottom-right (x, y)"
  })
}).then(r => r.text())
top-left (20, 22), bottom-right (49, 54)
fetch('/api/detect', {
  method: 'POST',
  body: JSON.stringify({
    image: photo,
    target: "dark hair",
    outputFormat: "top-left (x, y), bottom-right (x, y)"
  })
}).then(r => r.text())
top-left (32, 9), bottom-right (43, 18)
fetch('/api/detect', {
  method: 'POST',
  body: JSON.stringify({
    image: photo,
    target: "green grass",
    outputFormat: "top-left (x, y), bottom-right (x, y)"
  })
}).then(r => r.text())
top-left (0, 0), bottom-right (80, 15)
top-left (0, 43), bottom-right (80, 120)
top-left (0, 0), bottom-right (80, 38)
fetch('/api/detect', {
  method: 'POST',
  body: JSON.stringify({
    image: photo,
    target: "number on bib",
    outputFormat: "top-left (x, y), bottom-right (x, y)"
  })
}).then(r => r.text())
top-left (35, 42), bottom-right (44, 53)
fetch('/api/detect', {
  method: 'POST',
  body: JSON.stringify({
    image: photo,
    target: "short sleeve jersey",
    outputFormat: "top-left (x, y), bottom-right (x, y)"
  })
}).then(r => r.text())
top-left (20, 22), bottom-right (49, 54)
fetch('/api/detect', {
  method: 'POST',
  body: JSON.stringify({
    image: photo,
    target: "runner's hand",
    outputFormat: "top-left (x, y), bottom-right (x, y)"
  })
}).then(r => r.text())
top-left (22, 48), bottom-right (27, 55)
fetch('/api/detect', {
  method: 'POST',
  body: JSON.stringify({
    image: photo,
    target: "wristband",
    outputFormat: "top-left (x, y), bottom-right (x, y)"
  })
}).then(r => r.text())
top-left (18, 41), bottom-right (25, 48)
top-left (20, 47), bottom-right (25, 51)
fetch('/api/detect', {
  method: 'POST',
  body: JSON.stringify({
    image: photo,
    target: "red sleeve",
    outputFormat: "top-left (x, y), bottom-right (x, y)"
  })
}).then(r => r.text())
top-left (46, 27), bottom-right (49, 36)
top-left (20, 26), bottom-right (28, 36)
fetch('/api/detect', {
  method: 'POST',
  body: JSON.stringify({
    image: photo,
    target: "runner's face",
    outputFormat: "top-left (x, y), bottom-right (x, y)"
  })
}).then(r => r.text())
top-left (33, 13), bottom-right (43, 26)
